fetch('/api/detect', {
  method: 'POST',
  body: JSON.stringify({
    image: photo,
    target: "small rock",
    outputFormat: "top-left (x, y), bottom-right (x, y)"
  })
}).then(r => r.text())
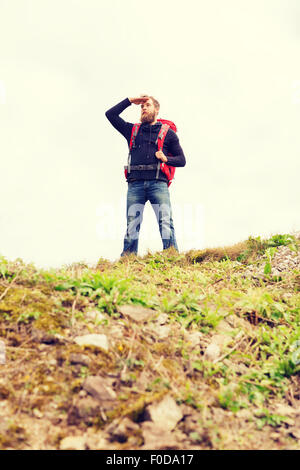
top-left (145, 395), bottom-right (183, 432)
top-left (109, 326), bottom-right (124, 340)
top-left (216, 319), bottom-right (235, 333)
top-left (76, 397), bottom-right (100, 418)
top-left (186, 331), bottom-right (202, 348)
top-left (181, 414), bottom-right (202, 434)
top-left (156, 313), bottom-right (169, 325)
top-left (32, 408), bottom-right (43, 419)
top-left (270, 432), bottom-right (281, 440)
top-left (83, 376), bottom-right (117, 403)
top-left (85, 434), bottom-right (111, 450)
top-left (155, 325), bottom-right (171, 339)
top-left (118, 305), bottom-right (156, 323)
top-left (85, 310), bottom-right (106, 323)
top-left (31, 329), bottom-right (60, 344)
top-left (59, 435), bottom-right (87, 450)
top-left (235, 409), bottom-right (253, 420)
top-left (74, 334), bottom-right (109, 351)
top-left (107, 417), bottom-right (140, 443)
top-left (273, 404), bottom-right (297, 416)
top-left (225, 315), bottom-right (253, 332)
top-left (141, 422), bottom-right (180, 450)
top-left (223, 360), bottom-right (248, 374)
top-left (211, 407), bottom-right (233, 423)
top-left (210, 334), bottom-right (232, 347)
top-left (67, 396), bottom-right (100, 425)
top-left (69, 353), bottom-right (92, 367)
top-left (203, 343), bottom-right (221, 362)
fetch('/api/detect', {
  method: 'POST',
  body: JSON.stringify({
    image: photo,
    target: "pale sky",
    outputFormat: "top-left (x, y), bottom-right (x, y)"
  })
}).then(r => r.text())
top-left (0, 0), bottom-right (299, 268)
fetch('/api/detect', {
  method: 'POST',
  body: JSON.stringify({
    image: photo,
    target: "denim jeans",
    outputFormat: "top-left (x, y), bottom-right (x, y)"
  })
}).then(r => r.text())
top-left (121, 180), bottom-right (178, 256)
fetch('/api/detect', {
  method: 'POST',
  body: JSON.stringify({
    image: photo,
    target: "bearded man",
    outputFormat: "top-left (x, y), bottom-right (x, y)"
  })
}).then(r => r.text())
top-left (105, 95), bottom-right (186, 257)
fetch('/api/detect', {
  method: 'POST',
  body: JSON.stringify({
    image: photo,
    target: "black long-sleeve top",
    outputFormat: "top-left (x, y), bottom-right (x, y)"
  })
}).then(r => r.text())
top-left (105, 98), bottom-right (186, 183)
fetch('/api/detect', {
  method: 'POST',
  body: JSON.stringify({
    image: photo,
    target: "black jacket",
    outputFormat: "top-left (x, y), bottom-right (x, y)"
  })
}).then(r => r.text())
top-left (105, 98), bottom-right (186, 183)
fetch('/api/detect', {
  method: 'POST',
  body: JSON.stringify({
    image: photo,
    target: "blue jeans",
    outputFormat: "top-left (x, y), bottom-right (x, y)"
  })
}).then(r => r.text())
top-left (121, 180), bottom-right (178, 256)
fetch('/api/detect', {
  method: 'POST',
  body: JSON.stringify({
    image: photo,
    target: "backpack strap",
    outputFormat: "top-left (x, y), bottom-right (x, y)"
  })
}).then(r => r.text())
top-left (155, 123), bottom-right (170, 178)
top-left (128, 123), bottom-right (141, 173)
top-left (129, 123), bottom-right (141, 150)
top-left (156, 123), bottom-right (170, 150)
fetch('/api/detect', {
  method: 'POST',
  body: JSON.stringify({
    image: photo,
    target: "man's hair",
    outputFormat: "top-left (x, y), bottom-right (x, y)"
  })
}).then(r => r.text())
top-left (141, 94), bottom-right (160, 111)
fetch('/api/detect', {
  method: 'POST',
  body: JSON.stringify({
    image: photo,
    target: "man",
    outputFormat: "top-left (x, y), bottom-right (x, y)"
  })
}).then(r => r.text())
top-left (105, 95), bottom-right (186, 257)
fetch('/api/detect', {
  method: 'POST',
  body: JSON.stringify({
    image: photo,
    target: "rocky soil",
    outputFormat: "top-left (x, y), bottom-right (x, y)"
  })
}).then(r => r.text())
top-left (0, 234), bottom-right (300, 450)
top-left (244, 231), bottom-right (300, 279)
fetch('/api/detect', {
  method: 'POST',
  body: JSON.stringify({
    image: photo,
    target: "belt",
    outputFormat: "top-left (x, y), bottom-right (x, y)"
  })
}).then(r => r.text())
top-left (124, 164), bottom-right (158, 171)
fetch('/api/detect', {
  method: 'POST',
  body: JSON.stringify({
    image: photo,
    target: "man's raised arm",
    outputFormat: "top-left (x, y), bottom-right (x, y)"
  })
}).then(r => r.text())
top-left (105, 96), bottom-right (149, 142)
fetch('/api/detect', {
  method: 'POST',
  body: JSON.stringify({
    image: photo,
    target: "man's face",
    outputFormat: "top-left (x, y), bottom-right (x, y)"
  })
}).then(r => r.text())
top-left (140, 98), bottom-right (158, 124)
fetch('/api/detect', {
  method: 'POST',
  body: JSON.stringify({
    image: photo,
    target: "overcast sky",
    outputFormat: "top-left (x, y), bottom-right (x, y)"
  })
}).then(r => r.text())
top-left (0, 0), bottom-right (299, 269)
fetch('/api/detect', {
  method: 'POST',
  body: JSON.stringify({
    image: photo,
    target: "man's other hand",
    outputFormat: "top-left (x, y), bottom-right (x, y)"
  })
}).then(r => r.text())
top-left (155, 150), bottom-right (168, 162)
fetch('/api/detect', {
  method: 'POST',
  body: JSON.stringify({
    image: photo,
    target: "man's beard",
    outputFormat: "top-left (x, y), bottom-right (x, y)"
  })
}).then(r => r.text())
top-left (141, 110), bottom-right (156, 124)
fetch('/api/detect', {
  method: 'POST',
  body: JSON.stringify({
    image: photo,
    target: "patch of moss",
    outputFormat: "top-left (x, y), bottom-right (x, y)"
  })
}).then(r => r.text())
top-left (0, 285), bottom-right (67, 333)
top-left (107, 389), bottom-right (168, 423)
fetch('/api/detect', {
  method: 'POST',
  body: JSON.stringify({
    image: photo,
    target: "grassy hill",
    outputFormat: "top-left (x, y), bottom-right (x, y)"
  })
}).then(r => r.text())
top-left (0, 232), bottom-right (300, 450)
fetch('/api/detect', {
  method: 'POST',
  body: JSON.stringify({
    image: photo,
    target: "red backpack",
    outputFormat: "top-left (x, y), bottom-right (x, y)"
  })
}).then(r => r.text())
top-left (124, 119), bottom-right (177, 187)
